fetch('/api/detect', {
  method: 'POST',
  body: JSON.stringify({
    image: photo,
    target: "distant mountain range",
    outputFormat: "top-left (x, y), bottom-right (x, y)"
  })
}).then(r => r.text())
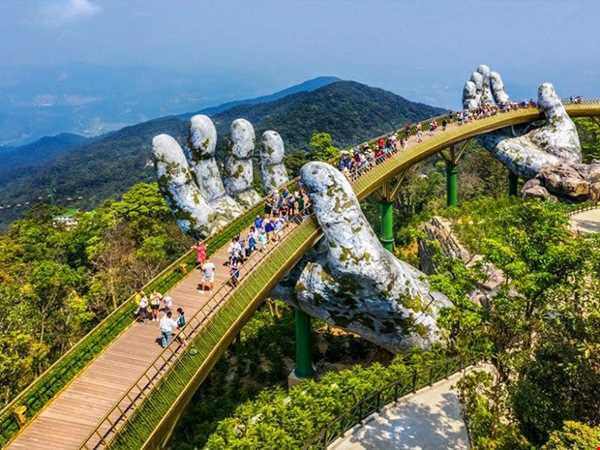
top-left (0, 133), bottom-right (91, 180)
top-left (0, 79), bottom-right (444, 227)
top-left (190, 76), bottom-right (340, 116)
top-left (0, 64), bottom-right (337, 146)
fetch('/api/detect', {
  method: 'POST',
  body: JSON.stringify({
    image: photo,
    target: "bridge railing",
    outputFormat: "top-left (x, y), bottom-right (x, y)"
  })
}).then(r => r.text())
top-left (77, 114), bottom-right (472, 448)
top-left (9, 97), bottom-right (597, 447)
top-left (0, 201), bottom-right (264, 447)
top-left (81, 210), bottom-right (320, 449)
top-left (1, 110), bottom-right (462, 447)
top-left (302, 355), bottom-right (477, 450)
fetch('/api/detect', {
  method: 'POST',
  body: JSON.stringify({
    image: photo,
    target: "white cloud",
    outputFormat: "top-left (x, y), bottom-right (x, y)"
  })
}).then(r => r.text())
top-left (39, 0), bottom-right (102, 26)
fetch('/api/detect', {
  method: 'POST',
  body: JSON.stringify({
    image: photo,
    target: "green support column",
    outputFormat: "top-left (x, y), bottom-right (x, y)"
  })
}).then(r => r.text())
top-left (508, 172), bottom-right (519, 197)
top-left (379, 200), bottom-right (395, 252)
top-left (446, 160), bottom-right (458, 207)
top-left (294, 308), bottom-right (314, 378)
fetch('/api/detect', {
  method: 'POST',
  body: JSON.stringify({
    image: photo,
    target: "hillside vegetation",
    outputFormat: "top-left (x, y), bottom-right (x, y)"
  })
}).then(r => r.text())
top-left (0, 81), bottom-right (444, 228)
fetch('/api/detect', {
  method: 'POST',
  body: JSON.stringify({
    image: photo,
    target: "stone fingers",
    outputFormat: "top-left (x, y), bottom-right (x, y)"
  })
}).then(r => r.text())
top-left (152, 134), bottom-right (215, 238)
top-left (490, 71), bottom-right (509, 105)
top-left (188, 115), bottom-right (243, 223)
top-left (260, 130), bottom-right (289, 193)
top-left (224, 119), bottom-right (262, 208)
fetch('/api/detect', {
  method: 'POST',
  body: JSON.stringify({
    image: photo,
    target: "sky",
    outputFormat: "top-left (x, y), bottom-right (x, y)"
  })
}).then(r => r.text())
top-left (1, 0), bottom-right (599, 109)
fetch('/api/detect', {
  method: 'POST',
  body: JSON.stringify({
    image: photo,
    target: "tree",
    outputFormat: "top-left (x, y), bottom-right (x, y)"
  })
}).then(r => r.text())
top-left (541, 421), bottom-right (600, 450)
top-left (0, 332), bottom-right (47, 404)
top-left (309, 132), bottom-right (340, 162)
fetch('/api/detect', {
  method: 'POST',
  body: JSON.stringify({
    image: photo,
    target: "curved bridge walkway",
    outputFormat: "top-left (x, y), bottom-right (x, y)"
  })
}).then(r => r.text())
top-left (570, 206), bottom-right (600, 234)
top-left (7, 102), bottom-right (600, 450)
top-left (330, 371), bottom-right (470, 450)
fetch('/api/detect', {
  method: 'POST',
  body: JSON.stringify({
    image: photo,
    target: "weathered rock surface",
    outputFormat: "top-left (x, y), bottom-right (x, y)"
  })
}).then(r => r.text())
top-left (418, 216), bottom-right (506, 306)
top-left (463, 65), bottom-right (595, 202)
top-left (188, 115), bottom-right (243, 220)
top-left (294, 162), bottom-right (450, 353)
top-left (223, 119), bottom-right (262, 208)
top-left (261, 130), bottom-right (289, 193)
top-left (478, 83), bottom-right (582, 180)
top-left (154, 115), bottom-right (293, 238)
top-left (521, 178), bottom-right (556, 201)
top-left (153, 134), bottom-right (219, 238)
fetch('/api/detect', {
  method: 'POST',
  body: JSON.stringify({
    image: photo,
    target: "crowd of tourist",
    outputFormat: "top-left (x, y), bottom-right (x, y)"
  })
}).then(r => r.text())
top-left (190, 188), bottom-right (311, 292)
top-left (134, 94), bottom-right (554, 350)
top-left (457, 99), bottom-right (538, 123)
top-left (133, 290), bottom-right (186, 348)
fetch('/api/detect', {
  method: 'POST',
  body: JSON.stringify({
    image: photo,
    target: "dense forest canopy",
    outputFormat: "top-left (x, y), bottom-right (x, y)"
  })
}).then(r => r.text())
top-left (1, 105), bottom-right (599, 449)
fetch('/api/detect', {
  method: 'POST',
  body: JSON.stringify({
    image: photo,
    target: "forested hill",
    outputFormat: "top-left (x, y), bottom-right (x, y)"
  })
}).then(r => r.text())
top-left (0, 133), bottom-right (90, 182)
top-left (192, 75), bottom-right (340, 116)
top-left (210, 81), bottom-right (444, 150)
top-left (0, 81), bottom-right (445, 227)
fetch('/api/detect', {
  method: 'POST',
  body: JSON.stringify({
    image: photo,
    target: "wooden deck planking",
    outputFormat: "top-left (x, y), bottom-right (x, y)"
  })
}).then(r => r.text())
top-left (7, 240), bottom-right (240, 450)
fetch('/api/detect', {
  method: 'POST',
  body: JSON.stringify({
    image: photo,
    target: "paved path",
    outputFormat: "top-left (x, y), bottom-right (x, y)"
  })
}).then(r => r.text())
top-left (570, 208), bottom-right (600, 234)
top-left (330, 371), bottom-right (470, 450)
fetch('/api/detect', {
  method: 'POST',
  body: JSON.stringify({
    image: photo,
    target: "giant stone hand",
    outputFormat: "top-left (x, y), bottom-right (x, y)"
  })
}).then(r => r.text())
top-left (294, 162), bottom-right (450, 352)
top-left (153, 115), bottom-right (290, 238)
top-left (464, 65), bottom-right (600, 200)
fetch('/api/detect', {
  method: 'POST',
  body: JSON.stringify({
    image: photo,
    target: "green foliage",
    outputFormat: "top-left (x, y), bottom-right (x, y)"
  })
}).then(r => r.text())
top-left (575, 118), bottom-right (600, 162)
top-left (171, 301), bottom-right (380, 449)
top-left (457, 370), bottom-right (533, 450)
top-left (541, 421), bottom-right (600, 450)
top-left (437, 197), bottom-right (600, 448)
top-left (0, 182), bottom-right (190, 410)
top-left (203, 348), bottom-right (453, 450)
top-left (309, 132), bottom-right (340, 161)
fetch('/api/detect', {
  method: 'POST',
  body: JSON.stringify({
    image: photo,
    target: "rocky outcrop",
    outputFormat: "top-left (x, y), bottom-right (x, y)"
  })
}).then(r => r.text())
top-left (294, 162), bottom-right (450, 353)
top-left (419, 216), bottom-right (506, 306)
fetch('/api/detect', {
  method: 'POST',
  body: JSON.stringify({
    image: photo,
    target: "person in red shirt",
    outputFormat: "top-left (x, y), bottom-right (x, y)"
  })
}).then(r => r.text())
top-left (192, 240), bottom-right (207, 267)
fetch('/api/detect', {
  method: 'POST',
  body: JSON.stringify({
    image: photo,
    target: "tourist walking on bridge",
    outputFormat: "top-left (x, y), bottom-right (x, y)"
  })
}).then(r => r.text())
top-left (199, 258), bottom-right (216, 293)
top-left (192, 240), bottom-right (207, 267)
top-left (150, 292), bottom-right (161, 321)
top-left (159, 311), bottom-right (178, 348)
top-left (135, 291), bottom-right (148, 323)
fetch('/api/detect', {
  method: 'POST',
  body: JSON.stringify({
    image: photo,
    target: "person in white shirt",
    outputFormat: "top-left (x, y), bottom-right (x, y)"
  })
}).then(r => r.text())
top-left (163, 295), bottom-right (173, 313)
top-left (159, 311), bottom-right (178, 348)
top-left (200, 259), bottom-right (216, 293)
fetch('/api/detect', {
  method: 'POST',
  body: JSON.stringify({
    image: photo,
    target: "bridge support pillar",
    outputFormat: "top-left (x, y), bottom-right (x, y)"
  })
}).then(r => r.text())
top-left (293, 308), bottom-right (314, 379)
top-left (379, 200), bottom-right (395, 252)
top-left (509, 172), bottom-right (519, 197)
top-left (446, 161), bottom-right (458, 207)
